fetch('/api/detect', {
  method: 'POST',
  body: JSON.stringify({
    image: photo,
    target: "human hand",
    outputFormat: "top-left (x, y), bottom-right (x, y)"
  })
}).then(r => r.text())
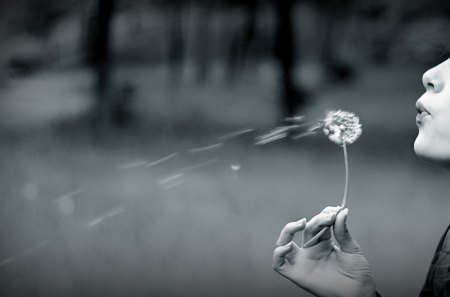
top-left (273, 207), bottom-right (377, 297)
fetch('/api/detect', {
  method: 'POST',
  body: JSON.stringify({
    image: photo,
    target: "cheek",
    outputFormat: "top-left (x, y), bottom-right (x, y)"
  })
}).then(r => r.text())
top-left (434, 114), bottom-right (450, 146)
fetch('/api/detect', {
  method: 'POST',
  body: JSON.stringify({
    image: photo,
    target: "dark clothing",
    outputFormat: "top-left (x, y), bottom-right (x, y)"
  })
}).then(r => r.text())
top-left (420, 224), bottom-right (450, 297)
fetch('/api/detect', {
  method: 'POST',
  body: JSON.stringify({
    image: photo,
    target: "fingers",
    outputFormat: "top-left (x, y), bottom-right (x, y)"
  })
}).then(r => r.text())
top-left (302, 206), bottom-right (341, 245)
top-left (276, 218), bottom-right (306, 246)
top-left (321, 206), bottom-right (342, 214)
top-left (333, 208), bottom-right (362, 253)
top-left (273, 242), bottom-right (294, 270)
top-left (303, 226), bottom-right (329, 248)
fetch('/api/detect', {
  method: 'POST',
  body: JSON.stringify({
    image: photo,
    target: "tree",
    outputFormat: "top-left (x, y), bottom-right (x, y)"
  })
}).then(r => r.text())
top-left (273, 0), bottom-right (307, 117)
top-left (166, 1), bottom-right (185, 86)
top-left (84, 0), bottom-right (116, 132)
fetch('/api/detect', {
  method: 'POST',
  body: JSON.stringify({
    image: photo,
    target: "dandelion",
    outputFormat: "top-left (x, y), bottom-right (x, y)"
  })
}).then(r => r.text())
top-left (303, 110), bottom-right (362, 248)
top-left (256, 110), bottom-right (361, 208)
top-left (323, 110), bottom-right (362, 208)
top-left (323, 110), bottom-right (362, 146)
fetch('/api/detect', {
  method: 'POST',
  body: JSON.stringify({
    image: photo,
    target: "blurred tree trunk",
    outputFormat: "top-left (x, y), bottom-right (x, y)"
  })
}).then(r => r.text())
top-left (317, 0), bottom-right (354, 81)
top-left (167, 2), bottom-right (184, 86)
top-left (195, 4), bottom-right (212, 84)
top-left (273, 0), bottom-right (306, 117)
top-left (84, 0), bottom-right (115, 132)
top-left (0, 2), bottom-right (6, 87)
top-left (225, 0), bottom-right (257, 83)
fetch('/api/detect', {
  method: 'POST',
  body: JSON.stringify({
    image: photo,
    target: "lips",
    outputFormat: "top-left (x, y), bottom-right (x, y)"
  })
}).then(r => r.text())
top-left (416, 101), bottom-right (430, 114)
top-left (416, 101), bottom-right (431, 125)
top-left (416, 112), bottom-right (430, 125)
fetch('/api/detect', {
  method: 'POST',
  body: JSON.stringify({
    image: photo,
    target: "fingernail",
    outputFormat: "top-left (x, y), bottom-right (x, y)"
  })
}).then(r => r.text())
top-left (342, 208), bottom-right (349, 222)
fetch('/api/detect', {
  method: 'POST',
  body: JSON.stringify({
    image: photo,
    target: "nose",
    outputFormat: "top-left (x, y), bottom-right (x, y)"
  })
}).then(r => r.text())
top-left (422, 66), bottom-right (444, 93)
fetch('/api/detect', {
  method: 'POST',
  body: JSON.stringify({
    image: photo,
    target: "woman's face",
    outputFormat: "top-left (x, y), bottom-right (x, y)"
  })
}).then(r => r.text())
top-left (414, 58), bottom-right (450, 167)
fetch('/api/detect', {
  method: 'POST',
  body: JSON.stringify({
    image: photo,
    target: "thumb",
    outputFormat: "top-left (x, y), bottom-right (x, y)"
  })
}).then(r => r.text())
top-left (333, 208), bottom-right (361, 253)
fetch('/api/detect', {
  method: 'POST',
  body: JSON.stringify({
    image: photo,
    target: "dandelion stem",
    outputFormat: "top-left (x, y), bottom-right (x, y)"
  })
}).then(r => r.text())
top-left (303, 141), bottom-right (350, 249)
top-left (341, 142), bottom-right (349, 208)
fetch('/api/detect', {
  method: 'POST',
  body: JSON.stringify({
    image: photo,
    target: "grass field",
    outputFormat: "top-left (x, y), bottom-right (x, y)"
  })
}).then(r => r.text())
top-left (0, 62), bottom-right (449, 297)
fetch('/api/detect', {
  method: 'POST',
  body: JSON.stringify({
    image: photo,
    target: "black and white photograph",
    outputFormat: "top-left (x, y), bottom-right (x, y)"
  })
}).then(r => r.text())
top-left (0, 0), bottom-right (449, 296)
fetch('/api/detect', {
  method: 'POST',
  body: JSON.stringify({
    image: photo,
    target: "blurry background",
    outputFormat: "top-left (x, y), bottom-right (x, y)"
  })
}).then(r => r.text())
top-left (0, 0), bottom-right (450, 296)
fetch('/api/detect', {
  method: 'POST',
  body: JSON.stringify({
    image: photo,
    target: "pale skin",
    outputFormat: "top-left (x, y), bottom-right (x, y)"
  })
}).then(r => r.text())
top-left (273, 58), bottom-right (450, 296)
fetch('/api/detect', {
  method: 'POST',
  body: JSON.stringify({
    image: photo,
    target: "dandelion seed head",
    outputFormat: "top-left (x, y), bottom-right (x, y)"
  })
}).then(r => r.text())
top-left (323, 110), bottom-right (362, 145)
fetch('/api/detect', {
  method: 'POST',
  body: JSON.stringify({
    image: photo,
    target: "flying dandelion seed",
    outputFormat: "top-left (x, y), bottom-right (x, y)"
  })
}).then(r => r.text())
top-left (255, 132), bottom-right (288, 145)
top-left (21, 240), bottom-right (48, 256)
top-left (255, 121), bottom-right (321, 145)
top-left (230, 164), bottom-right (241, 171)
top-left (86, 206), bottom-right (125, 229)
top-left (160, 173), bottom-right (184, 183)
top-left (291, 131), bottom-right (317, 140)
top-left (284, 116), bottom-right (306, 123)
top-left (87, 218), bottom-right (104, 228)
top-left (87, 217), bottom-right (104, 229)
top-left (146, 153), bottom-right (177, 167)
top-left (119, 153), bottom-right (178, 169)
top-left (255, 126), bottom-right (299, 145)
top-left (159, 173), bottom-right (185, 190)
top-left (218, 128), bottom-right (254, 141)
top-left (307, 123), bottom-right (323, 132)
top-left (274, 125), bottom-right (301, 132)
top-left (162, 179), bottom-right (184, 190)
top-left (188, 143), bottom-right (224, 153)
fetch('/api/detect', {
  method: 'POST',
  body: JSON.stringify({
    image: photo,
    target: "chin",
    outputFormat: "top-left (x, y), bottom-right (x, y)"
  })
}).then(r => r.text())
top-left (414, 137), bottom-right (450, 168)
top-left (414, 133), bottom-right (429, 157)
